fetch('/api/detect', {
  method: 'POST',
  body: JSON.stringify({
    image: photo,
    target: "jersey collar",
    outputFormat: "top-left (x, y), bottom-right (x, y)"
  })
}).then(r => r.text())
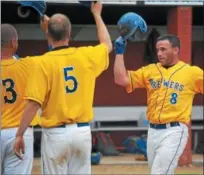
top-left (1, 58), bottom-right (17, 66)
top-left (158, 61), bottom-right (185, 70)
top-left (51, 45), bottom-right (69, 51)
top-left (46, 46), bottom-right (76, 55)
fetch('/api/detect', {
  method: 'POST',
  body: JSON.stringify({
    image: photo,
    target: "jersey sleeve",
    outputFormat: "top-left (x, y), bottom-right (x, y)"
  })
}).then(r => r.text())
top-left (126, 67), bottom-right (146, 93)
top-left (191, 66), bottom-right (203, 94)
top-left (24, 60), bottom-right (48, 106)
top-left (79, 43), bottom-right (109, 77)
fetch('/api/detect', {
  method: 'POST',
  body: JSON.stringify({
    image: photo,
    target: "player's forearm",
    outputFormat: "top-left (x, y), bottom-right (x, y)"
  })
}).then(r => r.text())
top-left (114, 54), bottom-right (130, 87)
top-left (93, 14), bottom-right (112, 53)
top-left (16, 100), bottom-right (40, 137)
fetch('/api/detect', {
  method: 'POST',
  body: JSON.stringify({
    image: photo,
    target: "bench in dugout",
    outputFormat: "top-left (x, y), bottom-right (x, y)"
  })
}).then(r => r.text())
top-left (34, 105), bottom-right (203, 153)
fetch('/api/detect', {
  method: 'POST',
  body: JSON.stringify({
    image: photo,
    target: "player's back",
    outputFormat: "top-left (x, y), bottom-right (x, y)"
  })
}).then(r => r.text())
top-left (26, 44), bottom-right (109, 127)
top-left (1, 57), bottom-right (37, 129)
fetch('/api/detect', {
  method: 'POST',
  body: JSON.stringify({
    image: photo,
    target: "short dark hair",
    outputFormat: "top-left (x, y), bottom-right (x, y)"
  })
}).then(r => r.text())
top-left (1, 24), bottom-right (18, 48)
top-left (48, 14), bottom-right (71, 42)
top-left (157, 34), bottom-right (180, 49)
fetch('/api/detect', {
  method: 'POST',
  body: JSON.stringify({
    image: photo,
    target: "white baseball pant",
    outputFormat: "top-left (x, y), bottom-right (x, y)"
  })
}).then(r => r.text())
top-left (147, 122), bottom-right (188, 175)
top-left (1, 127), bottom-right (34, 175)
top-left (41, 123), bottom-right (92, 175)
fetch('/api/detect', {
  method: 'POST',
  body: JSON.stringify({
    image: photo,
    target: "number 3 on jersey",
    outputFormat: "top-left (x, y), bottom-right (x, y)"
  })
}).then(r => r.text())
top-left (170, 93), bottom-right (178, 104)
top-left (2, 78), bottom-right (17, 104)
top-left (63, 66), bottom-right (78, 93)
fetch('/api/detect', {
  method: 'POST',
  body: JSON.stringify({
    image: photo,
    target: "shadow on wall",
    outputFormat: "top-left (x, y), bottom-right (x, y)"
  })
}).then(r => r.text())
top-left (143, 28), bottom-right (160, 64)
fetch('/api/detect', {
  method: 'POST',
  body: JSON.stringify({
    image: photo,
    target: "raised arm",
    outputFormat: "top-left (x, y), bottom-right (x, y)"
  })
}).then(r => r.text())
top-left (91, 1), bottom-right (112, 53)
top-left (113, 37), bottom-right (130, 87)
top-left (40, 15), bottom-right (50, 33)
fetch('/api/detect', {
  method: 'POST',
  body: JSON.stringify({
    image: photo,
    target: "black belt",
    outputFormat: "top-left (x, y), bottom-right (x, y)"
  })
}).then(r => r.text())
top-left (150, 122), bottom-right (180, 129)
top-left (56, 123), bottom-right (89, 128)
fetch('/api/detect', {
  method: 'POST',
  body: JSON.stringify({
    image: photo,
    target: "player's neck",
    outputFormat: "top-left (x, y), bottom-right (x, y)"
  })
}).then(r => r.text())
top-left (168, 58), bottom-right (179, 66)
top-left (1, 51), bottom-right (13, 60)
top-left (162, 59), bottom-right (180, 69)
top-left (51, 41), bottom-right (69, 50)
top-left (171, 58), bottom-right (179, 65)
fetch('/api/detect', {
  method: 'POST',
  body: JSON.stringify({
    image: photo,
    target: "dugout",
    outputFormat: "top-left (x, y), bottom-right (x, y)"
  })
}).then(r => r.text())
top-left (2, 1), bottom-right (203, 166)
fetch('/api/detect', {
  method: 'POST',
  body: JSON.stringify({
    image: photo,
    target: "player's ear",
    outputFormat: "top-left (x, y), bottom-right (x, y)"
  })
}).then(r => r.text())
top-left (11, 39), bottom-right (18, 51)
top-left (68, 31), bottom-right (71, 41)
top-left (173, 47), bottom-right (179, 55)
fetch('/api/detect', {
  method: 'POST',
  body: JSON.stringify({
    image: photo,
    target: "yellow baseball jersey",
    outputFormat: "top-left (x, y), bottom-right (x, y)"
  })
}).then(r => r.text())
top-left (127, 61), bottom-right (203, 124)
top-left (1, 58), bottom-right (40, 129)
top-left (25, 44), bottom-right (109, 128)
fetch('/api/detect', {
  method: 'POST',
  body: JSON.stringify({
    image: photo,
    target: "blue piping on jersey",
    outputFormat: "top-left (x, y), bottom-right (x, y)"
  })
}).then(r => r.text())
top-left (157, 64), bottom-right (187, 123)
top-left (154, 64), bottom-right (164, 119)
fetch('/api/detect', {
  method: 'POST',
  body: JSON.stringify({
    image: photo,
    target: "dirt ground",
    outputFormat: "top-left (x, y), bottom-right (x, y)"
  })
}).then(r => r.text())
top-left (32, 154), bottom-right (203, 175)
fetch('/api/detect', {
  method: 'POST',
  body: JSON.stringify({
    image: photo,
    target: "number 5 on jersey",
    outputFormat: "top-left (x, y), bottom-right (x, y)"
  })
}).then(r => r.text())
top-left (63, 67), bottom-right (78, 93)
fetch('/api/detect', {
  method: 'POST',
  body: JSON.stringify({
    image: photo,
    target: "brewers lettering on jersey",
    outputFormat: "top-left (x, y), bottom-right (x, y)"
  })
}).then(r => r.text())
top-left (1, 24), bottom-right (39, 175)
top-left (148, 78), bottom-right (184, 92)
top-left (114, 34), bottom-right (203, 174)
top-left (126, 61), bottom-right (203, 124)
top-left (14, 2), bottom-right (112, 175)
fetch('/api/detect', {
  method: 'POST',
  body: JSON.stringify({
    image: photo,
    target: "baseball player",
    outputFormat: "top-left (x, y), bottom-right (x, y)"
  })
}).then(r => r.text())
top-left (14, 2), bottom-right (112, 175)
top-left (114, 34), bottom-right (203, 174)
top-left (1, 24), bottom-right (39, 174)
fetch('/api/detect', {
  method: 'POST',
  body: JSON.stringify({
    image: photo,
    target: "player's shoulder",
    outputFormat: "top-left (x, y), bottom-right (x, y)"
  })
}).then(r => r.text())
top-left (77, 43), bottom-right (108, 54)
top-left (77, 43), bottom-right (106, 50)
top-left (179, 62), bottom-right (203, 77)
top-left (188, 65), bottom-right (203, 74)
top-left (19, 55), bottom-right (41, 62)
top-left (142, 63), bottom-right (158, 70)
top-left (183, 62), bottom-right (203, 71)
top-left (17, 55), bottom-right (40, 66)
top-left (189, 64), bottom-right (203, 70)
